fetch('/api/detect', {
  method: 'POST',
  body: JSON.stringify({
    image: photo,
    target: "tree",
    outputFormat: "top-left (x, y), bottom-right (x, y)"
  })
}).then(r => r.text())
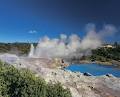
top-left (114, 42), bottom-right (118, 48)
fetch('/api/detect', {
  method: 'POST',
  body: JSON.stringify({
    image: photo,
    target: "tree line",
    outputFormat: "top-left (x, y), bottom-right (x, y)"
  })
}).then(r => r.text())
top-left (0, 43), bottom-right (33, 55)
top-left (91, 42), bottom-right (120, 61)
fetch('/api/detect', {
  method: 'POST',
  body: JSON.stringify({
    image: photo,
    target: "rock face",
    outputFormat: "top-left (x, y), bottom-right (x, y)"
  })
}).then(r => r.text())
top-left (38, 69), bottom-right (120, 97)
top-left (0, 53), bottom-right (19, 64)
top-left (0, 54), bottom-right (120, 97)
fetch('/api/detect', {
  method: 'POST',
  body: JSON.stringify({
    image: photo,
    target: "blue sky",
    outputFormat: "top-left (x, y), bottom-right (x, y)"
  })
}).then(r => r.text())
top-left (0, 0), bottom-right (119, 43)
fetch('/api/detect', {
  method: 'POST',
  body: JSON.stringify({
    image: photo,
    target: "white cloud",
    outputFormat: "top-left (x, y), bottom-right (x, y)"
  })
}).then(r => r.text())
top-left (28, 30), bottom-right (37, 34)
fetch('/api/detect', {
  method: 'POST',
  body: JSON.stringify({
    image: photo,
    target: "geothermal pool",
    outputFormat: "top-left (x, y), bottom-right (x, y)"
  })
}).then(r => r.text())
top-left (65, 63), bottom-right (120, 77)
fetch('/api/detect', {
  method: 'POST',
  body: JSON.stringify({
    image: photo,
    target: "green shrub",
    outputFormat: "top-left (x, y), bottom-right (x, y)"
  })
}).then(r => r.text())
top-left (46, 83), bottom-right (71, 97)
top-left (0, 62), bottom-right (72, 97)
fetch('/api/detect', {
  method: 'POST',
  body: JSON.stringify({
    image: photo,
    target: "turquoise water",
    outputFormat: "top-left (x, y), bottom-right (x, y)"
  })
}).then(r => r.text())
top-left (65, 63), bottom-right (120, 77)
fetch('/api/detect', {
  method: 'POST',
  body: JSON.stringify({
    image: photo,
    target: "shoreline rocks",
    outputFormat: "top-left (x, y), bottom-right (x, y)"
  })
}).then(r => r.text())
top-left (70, 60), bottom-right (120, 68)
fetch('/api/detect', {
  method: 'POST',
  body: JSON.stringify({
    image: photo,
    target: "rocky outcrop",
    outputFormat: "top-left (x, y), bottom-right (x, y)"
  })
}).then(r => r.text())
top-left (17, 58), bottom-right (120, 97)
top-left (38, 68), bottom-right (120, 97)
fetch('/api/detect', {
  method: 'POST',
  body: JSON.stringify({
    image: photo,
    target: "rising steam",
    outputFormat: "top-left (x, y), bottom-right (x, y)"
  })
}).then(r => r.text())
top-left (29, 24), bottom-right (117, 58)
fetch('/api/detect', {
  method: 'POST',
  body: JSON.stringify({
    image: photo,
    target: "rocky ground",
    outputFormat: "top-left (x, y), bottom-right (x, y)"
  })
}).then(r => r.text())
top-left (0, 53), bottom-right (120, 97)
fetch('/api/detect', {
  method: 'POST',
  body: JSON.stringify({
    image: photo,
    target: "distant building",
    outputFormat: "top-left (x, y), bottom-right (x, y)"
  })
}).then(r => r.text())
top-left (101, 44), bottom-right (114, 48)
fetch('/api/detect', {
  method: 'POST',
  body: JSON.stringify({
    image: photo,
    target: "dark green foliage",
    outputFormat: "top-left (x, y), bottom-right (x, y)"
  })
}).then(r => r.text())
top-left (0, 62), bottom-right (72, 97)
top-left (91, 43), bottom-right (120, 61)
top-left (46, 83), bottom-right (71, 97)
top-left (0, 43), bottom-right (31, 55)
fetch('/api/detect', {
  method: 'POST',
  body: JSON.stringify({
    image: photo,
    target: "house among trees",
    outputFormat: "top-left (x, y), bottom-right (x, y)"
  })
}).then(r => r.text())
top-left (102, 44), bottom-right (114, 48)
top-left (100, 43), bottom-right (115, 48)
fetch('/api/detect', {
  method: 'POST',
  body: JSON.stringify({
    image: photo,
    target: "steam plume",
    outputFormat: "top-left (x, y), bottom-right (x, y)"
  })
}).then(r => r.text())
top-left (29, 24), bottom-right (117, 58)
top-left (28, 44), bottom-right (35, 57)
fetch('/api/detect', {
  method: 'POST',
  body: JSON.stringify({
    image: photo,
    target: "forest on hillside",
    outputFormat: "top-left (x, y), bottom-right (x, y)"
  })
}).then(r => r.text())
top-left (0, 43), bottom-right (32, 55)
top-left (91, 42), bottom-right (120, 62)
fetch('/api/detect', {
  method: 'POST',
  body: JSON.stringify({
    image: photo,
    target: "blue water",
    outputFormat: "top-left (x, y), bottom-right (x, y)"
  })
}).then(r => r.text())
top-left (65, 63), bottom-right (120, 77)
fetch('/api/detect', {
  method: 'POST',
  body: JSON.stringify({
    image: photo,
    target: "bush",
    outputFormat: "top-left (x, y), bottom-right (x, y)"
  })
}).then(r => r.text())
top-left (46, 83), bottom-right (71, 97)
top-left (0, 62), bottom-right (72, 97)
top-left (91, 45), bottom-right (120, 61)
